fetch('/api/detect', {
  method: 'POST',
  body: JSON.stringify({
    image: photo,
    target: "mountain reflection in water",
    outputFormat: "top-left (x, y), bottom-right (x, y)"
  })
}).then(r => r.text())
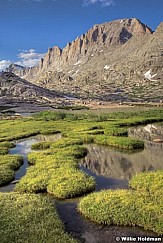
top-left (80, 142), bottom-right (163, 181)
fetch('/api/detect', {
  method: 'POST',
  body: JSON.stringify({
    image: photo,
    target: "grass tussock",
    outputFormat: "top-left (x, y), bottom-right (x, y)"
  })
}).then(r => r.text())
top-left (79, 170), bottom-right (163, 235)
top-left (94, 135), bottom-right (144, 149)
top-left (0, 141), bottom-right (15, 148)
top-left (0, 193), bottom-right (77, 243)
top-left (15, 142), bottom-right (95, 199)
top-left (0, 147), bottom-right (9, 155)
top-left (0, 155), bottom-right (23, 186)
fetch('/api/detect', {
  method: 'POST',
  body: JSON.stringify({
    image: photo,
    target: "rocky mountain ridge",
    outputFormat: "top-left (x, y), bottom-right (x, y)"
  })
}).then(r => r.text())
top-left (0, 72), bottom-right (65, 104)
top-left (6, 18), bottom-right (163, 102)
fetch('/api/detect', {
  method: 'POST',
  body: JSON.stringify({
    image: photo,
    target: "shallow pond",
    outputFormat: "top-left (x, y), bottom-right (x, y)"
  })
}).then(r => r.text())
top-left (80, 141), bottom-right (163, 191)
top-left (0, 133), bottom-right (61, 192)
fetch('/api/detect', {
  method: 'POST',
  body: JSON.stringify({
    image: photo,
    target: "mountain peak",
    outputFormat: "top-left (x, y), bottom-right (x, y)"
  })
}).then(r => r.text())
top-left (155, 22), bottom-right (163, 33)
top-left (8, 18), bottom-right (162, 103)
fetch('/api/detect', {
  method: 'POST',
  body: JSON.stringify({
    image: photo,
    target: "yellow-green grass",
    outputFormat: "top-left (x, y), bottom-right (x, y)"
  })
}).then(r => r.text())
top-left (129, 170), bottom-right (163, 200)
top-left (0, 109), bottom-right (162, 151)
top-left (0, 141), bottom-right (15, 148)
top-left (15, 144), bottom-right (95, 199)
top-left (0, 155), bottom-right (23, 186)
top-left (78, 171), bottom-right (163, 235)
top-left (0, 193), bottom-right (77, 243)
top-left (0, 147), bottom-right (9, 155)
top-left (0, 109), bottom-right (162, 192)
top-left (94, 135), bottom-right (144, 149)
top-left (31, 141), bottom-right (52, 150)
top-left (0, 142), bottom-right (15, 155)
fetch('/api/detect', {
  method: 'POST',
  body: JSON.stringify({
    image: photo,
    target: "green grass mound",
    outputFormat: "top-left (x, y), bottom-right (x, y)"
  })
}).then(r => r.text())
top-left (0, 141), bottom-right (15, 148)
top-left (130, 170), bottom-right (163, 196)
top-left (94, 135), bottom-right (144, 149)
top-left (47, 169), bottom-right (94, 198)
top-left (0, 168), bottom-right (15, 186)
top-left (79, 190), bottom-right (136, 225)
top-left (15, 145), bottom-right (95, 199)
top-left (0, 193), bottom-right (77, 243)
top-left (104, 127), bottom-right (128, 136)
top-left (0, 155), bottom-right (23, 186)
top-left (79, 171), bottom-right (163, 235)
top-left (0, 147), bottom-right (9, 155)
top-left (50, 138), bottom-right (83, 148)
top-left (31, 141), bottom-right (52, 150)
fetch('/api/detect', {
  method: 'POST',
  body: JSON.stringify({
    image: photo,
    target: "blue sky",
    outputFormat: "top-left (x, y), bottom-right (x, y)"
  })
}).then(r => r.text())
top-left (0, 0), bottom-right (163, 71)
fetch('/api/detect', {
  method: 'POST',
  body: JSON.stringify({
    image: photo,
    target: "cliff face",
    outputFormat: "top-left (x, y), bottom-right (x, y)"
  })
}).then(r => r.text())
top-left (18, 18), bottom-right (152, 78)
top-left (9, 18), bottom-right (163, 102)
top-left (39, 18), bottom-right (152, 71)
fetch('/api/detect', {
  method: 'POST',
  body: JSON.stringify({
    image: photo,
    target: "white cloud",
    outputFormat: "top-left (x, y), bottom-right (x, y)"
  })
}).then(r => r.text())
top-left (83, 0), bottom-right (115, 7)
top-left (0, 60), bottom-right (12, 72)
top-left (16, 49), bottom-right (45, 67)
top-left (0, 49), bottom-right (45, 71)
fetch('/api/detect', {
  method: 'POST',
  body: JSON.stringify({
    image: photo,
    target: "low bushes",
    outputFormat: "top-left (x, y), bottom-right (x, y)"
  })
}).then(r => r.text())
top-left (0, 193), bottom-right (77, 243)
top-left (79, 171), bottom-right (163, 235)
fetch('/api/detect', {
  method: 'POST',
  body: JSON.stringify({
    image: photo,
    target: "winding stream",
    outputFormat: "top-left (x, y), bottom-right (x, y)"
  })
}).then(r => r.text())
top-left (0, 126), bottom-right (162, 242)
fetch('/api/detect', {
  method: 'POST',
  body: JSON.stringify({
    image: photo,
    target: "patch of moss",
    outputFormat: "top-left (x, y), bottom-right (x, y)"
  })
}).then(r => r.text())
top-left (15, 144), bottom-right (95, 199)
top-left (0, 193), bottom-right (77, 243)
top-left (0, 155), bottom-right (23, 186)
top-left (79, 171), bottom-right (163, 235)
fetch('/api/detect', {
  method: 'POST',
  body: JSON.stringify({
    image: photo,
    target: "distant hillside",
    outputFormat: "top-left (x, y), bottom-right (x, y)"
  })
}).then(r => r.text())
top-left (7, 18), bottom-right (163, 102)
top-left (0, 72), bottom-right (63, 104)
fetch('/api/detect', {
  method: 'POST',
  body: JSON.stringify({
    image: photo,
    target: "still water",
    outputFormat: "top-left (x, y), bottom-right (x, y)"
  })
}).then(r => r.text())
top-left (0, 124), bottom-right (162, 192)
top-left (80, 123), bottom-right (163, 190)
top-left (0, 134), bottom-right (61, 192)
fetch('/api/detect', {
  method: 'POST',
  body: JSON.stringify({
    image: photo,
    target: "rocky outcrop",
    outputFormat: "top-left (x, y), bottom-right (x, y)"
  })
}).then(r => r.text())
top-left (9, 18), bottom-right (163, 102)
top-left (6, 63), bottom-right (28, 77)
top-left (0, 72), bottom-right (61, 103)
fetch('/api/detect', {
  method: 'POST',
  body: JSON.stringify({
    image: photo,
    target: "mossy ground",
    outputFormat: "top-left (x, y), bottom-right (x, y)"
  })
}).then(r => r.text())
top-left (15, 144), bottom-right (95, 198)
top-left (0, 193), bottom-right (77, 243)
top-left (0, 154), bottom-right (23, 186)
top-left (78, 171), bottom-right (163, 235)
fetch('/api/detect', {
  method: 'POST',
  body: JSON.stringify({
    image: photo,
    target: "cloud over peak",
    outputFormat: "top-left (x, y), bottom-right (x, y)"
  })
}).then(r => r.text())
top-left (0, 60), bottom-right (12, 72)
top-left (0, 49), bottom-right (45, 71)
top-left (83, 0), bottom-right (115, 7)
top-left (16, 49), bottom-right (45, 67)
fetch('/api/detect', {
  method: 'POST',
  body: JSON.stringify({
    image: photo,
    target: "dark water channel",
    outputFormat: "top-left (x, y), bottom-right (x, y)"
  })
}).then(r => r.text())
top-left (0, 127), bottom-right (162, 242)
